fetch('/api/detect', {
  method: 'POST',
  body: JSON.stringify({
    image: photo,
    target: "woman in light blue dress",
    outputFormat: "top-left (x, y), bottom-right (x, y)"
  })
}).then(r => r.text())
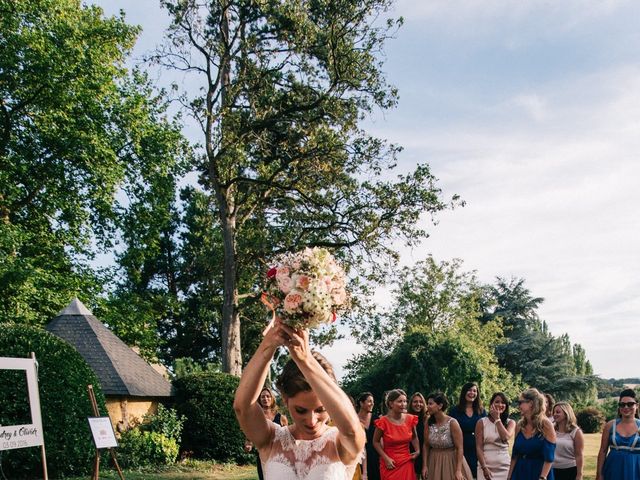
top-left (596, 388), bottom-right (640, 480)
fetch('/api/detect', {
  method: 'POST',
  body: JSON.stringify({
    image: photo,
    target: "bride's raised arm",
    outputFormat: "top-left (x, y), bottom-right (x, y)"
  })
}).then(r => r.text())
top-left (233, 320), bottom-right (287, 451)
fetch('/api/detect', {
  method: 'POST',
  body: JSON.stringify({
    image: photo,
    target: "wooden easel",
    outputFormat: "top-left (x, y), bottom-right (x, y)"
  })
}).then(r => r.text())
top-left (31, 352), bottom-right (49, 480)
top-left (87, 385), bottom-right (125, 480)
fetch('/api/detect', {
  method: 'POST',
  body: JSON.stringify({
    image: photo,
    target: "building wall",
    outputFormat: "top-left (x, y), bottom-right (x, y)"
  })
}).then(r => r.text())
top-left (105, 396), bottom-right (158, 433)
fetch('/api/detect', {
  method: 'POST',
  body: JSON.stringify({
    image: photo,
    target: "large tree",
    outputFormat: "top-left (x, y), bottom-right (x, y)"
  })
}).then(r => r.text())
top-left (155, 0), bottom-right (452, 374)
top-left (0, 0), bottom-right (189, 325)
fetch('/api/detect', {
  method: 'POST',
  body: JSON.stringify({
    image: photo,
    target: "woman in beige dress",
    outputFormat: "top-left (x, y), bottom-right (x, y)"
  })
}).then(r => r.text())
top-left (422, 392), bottom-right (472, 480)
top-left (476, 392), bottom-right (515, 480)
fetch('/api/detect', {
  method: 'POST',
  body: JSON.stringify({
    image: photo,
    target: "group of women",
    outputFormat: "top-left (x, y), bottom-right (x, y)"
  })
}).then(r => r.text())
top-left (234, 319), bottom-right (640, 480)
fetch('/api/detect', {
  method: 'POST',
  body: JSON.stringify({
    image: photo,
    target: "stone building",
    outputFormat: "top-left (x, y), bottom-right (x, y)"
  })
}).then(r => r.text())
top-left (46, 298), bottom-right (173, 431)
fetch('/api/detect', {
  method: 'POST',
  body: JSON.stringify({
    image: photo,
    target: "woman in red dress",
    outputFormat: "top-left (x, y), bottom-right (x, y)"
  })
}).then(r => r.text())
top-left (373, 389), bottom-right (420, 480)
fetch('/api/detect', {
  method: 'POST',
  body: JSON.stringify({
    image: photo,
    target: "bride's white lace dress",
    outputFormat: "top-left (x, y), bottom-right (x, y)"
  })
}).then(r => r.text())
top-left (262, 424), bottom-right (357, 480)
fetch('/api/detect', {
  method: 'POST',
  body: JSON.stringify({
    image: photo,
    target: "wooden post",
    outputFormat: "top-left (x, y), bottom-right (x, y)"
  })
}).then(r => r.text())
top-left (87, 385), bottom-right (125, 480)
top-left (31, 352), bottom-right (48, 480)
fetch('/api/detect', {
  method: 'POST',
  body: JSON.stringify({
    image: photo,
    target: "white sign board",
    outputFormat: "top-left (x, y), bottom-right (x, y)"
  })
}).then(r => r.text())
top-left (87, 417), bottom-right (118, 449)
top-left (0, 357), bottom-right (45, 451)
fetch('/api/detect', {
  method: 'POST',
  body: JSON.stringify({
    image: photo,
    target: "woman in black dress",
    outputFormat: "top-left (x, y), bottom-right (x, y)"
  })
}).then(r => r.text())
top-left (408, 392), bottom-right (428, 477)
top-left (247, 387), bottom-right (288, 480)
top-left (357, 391), bottom-right (380, 480)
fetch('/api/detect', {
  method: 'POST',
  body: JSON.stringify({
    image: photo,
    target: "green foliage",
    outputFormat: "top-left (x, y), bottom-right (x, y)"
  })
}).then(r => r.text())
top-left (117, 429), bottom-right (179, 468)
top-left (576, 407), bottom-right (606, 433)
top-left (0, 0), bottom-right (134, 324)
top-left (0, 324), bottom-right (106, 478)
top-left (596, 378), bottom-right (640, 399)
top-left (140, 404), bottom-right (186, 443)
top-left (482, 278), bottom-right (597, 403)
top-left (148, 0), bottom-right (455, 373)
top-left (173, 372), bottom-right (252, 463)
top-left (598, 398), bottom-right (623, 421)
top-left (0, 0), bottom-right (190, 341)
top-left (172, 357), bottom-right (221, 379)
top-left (344, 258), bottom-right (523, 407)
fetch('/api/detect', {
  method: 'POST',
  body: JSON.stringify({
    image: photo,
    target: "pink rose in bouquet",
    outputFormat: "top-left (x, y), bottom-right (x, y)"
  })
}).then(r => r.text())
top-left (284, 292), bottom-right (303, 313)
top-left (262, 247), bottom-right (349, 329)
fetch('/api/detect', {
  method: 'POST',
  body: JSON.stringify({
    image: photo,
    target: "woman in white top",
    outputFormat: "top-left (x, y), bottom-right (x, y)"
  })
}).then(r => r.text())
top-left (234, 319), bottom-right (365, 479)
top-left (475, 392), bottom-right (516, 480)
top-left (552, 402), bottom-right (583, 480)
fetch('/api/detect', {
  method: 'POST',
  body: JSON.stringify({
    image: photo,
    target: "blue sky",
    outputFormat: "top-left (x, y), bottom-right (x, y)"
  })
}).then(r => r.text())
top-left (93, 0), bottom-right (640, 380)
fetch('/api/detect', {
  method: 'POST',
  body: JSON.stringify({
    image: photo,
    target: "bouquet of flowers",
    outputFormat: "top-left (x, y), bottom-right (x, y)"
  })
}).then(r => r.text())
top-left (262, 247), bottom-right (349, 330)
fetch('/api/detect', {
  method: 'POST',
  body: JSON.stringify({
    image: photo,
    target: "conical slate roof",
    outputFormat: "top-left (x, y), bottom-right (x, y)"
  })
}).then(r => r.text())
top-left (46, 298), bottom-right (173, 397)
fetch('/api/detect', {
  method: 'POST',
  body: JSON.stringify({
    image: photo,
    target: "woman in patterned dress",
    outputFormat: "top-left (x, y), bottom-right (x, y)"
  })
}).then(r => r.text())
top-left (234, 319), bottom-right (365, 480)
top-left (423, 392), bottom-right (473, 480)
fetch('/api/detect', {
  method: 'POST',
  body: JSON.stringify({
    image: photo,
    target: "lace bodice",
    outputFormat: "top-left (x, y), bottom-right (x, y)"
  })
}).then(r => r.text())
top-left (262, 424), bottom-right (356, 480)
top-left (428, 418), bottom-right (454, 449)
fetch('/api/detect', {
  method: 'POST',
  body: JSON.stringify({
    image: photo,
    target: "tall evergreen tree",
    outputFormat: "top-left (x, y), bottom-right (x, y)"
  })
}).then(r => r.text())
top-left (482, 277), bottom-right (596, 402)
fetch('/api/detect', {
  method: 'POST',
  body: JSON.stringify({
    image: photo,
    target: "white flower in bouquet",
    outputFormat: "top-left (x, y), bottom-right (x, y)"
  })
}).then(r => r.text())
top-left (262, 247), bottom-right (349, 329)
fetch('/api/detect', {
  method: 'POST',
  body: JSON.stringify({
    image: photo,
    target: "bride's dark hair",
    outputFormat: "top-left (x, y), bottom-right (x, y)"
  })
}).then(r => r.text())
top-left (276, 351), bottom-right (336, 398)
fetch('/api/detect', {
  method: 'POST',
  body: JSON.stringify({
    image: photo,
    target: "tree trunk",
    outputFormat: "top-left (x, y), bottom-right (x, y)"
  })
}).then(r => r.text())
top-left (220, 214), bottom-right (242, 375)
top-left (218, 2), bottom-right (242, 376)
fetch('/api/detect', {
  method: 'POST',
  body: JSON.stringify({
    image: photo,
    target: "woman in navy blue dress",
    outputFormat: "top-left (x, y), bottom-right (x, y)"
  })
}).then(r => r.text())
top-left (596, 388), bottom-right (640, 480)
top-left (508, 388), bottom-right (556, 480)
top-left (449, 382), bottom-right (486, 478)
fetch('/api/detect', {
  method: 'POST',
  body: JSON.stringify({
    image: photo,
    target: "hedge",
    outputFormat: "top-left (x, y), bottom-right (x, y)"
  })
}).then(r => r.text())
top-left (576, 406), bottom-right (606, 433)
top-left (0, 324), bottom-right (107, 478)
top-left (174, 371), bottom-right (252, 463)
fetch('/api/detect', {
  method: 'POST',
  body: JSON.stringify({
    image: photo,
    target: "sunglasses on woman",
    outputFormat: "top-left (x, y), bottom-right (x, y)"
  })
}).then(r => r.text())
top-left (619, 401), bottom-right (637, 408)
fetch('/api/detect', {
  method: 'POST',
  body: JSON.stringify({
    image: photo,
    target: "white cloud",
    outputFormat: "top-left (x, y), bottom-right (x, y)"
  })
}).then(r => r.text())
top-left (393, 0), bottom-right (633, 34)
top-left (331, 63), bottom-right (640, 380)
top-left (509, 94), bottom-right (549, 122)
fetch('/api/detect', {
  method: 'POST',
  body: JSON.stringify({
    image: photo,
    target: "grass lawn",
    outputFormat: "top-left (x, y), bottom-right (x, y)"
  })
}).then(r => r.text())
top-left (68, 461), bottom-right (258, 480)
top-left (583, 432), bottom-right (602, 479)
top-left (71, 433), bottom-right (603, 479)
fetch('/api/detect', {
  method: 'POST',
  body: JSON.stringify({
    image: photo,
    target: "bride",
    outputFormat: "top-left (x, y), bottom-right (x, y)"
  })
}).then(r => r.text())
top-left (234, 319), bottom-right (365, 479)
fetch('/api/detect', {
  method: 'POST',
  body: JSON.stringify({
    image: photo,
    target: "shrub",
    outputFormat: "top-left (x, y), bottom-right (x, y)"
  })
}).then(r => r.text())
top-left (0, 324), bottom-right (107, 478)
top-left (140, 404), bottom-right (185, 442)
top-left (576, 406), bottom-right (606, 433)
top-left (117, 428), bottom-right (179, 468)
top-left (174, 371), bottom-right (252, 463)
top-left (599, 398), bottom-right (622, 421)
